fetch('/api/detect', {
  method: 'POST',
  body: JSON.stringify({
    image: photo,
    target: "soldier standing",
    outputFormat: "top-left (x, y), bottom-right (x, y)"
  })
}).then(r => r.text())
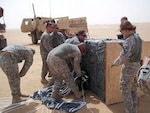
top-left (49, 24), bottom-right (65, 48)
top-left (46, 43), bottom-right (86, 100)
top-left (40, 22), bottom-right (54, 83)
top-left (111, 21), bottom-right (142, 113)
top-left (0, 45), bottom-right (35, 103)
top-left (120, 17), bottom-right (136, 33)
top-left (46, 24), bottom-right (65, 85)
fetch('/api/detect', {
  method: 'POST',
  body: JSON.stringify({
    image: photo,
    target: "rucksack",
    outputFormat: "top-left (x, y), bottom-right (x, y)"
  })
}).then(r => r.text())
top-left (137, 56), bottom-right (150, 94)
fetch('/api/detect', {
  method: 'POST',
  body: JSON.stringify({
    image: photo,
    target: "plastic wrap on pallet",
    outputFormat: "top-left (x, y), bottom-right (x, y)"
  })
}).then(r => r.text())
top-left (81, 39), bottom-right (106, 101)
top-left (81, 38), bottom-right (122, 101)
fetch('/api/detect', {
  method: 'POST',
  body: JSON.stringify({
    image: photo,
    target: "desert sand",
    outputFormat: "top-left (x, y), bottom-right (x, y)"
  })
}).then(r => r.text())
top-left (0, 23), bottom-right (150, 113)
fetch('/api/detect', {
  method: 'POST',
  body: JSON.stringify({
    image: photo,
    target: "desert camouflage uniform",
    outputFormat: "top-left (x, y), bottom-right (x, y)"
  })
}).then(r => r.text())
top-left (65, 36), bottom-right (80, 45)
top-left (40, 31), bottom-right (53, 79)
top-left (40, 31), bottom-right (64, 80)
top-left (65, 36), bottom-right (84, 74)
top-left (0, 45), bottom-right (34, 96)
top-left (46, 43), bottom-right (81, 97)
top-left (50, 32), bottom-right (65, 48)
top-left (112, 33), bottom-right (142, 113)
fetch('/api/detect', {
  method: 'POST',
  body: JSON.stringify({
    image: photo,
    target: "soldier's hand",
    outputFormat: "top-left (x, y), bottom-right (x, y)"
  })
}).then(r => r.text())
top-left (19, 73), bottom-right (25, 77)
top-left (20, 74), bottom-right (24, 77)
top-left (78, 74), bottom-right (82, 77)
top-left (18, 60), bottom-right (23, 63)
top-left (111, 64), bottom-right (115, 68)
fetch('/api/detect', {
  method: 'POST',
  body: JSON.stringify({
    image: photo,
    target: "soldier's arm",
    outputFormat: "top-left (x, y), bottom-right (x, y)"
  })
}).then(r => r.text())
top-left (19, 50), bottom-right (34, 77)
top-left (112, 55), bottom-right (127, 66)
top-left (60, 32), bottom-right (66, 42)
top-left (73, 51), bottom-right (82, 77)
top-left (42, 36), bottom-right (53, 52)
top-left (112, 38), bottom-right (133, 66)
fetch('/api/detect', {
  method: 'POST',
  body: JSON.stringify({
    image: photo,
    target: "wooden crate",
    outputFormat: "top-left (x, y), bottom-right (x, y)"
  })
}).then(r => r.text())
top-left (105, 41), bottom-right (150, 105)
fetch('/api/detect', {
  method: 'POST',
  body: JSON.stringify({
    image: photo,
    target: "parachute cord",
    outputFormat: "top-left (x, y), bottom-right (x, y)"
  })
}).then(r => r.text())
top-left (81, 81), bottom-right (85, 102)
top-left (81, 81), bottom-right (94, 113)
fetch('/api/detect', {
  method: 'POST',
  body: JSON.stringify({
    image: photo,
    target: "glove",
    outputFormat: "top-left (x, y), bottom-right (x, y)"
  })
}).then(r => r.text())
top-left (81, 71), bottom-right (88, 82)
top-left (81, 71), bottom-right (86, 76)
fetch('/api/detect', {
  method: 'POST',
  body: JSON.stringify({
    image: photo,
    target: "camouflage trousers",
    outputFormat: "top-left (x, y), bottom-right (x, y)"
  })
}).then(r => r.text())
top-left (41, 54), bottom-right (49, 79)
top-left (120, 62), bottom-right (140, 113)
top-left (0, 52), bottom-right (21, 96)
top-left (46, 56), bottom-right (79, 95)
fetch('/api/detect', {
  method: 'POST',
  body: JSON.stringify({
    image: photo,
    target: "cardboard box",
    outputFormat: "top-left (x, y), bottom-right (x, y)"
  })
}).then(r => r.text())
top-left (105, 41), bottom-right (150, 105)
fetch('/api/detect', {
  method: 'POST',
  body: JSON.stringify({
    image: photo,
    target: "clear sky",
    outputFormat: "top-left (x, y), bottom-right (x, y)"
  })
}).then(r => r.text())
top-left (1, 0), bottom-right (150, 29)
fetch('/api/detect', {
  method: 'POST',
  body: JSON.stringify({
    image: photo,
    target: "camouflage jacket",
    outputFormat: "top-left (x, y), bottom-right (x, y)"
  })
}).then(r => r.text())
top-left (65, 36), bottom-right (80, 45)
top-left (113, 33), bottom-right (142, 66)
top-left (49, 32), bottom-right (65, 48)
top-left (40, 31), bottom-right (53, 57)
top-left (47, 43), bottom-right (82, 76)
top-left (1, 44), bottom-right (34, 77)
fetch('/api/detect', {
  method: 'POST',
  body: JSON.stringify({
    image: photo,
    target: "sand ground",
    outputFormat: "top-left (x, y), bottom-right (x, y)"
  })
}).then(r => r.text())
top-left (0, 23), bottom-right (150, 113)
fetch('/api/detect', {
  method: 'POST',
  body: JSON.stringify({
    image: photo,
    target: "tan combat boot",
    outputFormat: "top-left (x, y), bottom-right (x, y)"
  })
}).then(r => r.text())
top-left (74, 91), bottom-right (83, 99)
top-left (12, 95), bottom-right (27, 104)
top-left (19, 93), bottom-right (29, 98)
top-left (41, 78), bottom-right (48, 83)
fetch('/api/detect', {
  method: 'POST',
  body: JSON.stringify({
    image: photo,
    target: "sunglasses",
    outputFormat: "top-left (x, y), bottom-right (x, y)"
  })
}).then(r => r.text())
top-left (82, 34), bottom-right (87, 37)
top-left (120, 29), bottom-right (124, 32)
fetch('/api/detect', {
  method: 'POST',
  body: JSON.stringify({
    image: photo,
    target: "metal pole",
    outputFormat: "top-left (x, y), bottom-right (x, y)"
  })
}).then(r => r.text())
top-left (32, 3), bottom-right (36, 18)
top-left (49, 0), bottom-right (52, 18)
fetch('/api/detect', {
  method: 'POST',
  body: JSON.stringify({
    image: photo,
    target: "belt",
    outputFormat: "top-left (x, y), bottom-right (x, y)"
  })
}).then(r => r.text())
top-left (126, 61), bottom-right (140, 65)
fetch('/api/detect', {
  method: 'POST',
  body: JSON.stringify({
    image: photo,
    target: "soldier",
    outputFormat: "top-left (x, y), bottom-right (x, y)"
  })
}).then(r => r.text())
top-left (49, 24), bottom-right (65, 48)
top-left (46, 24), bottom-right (65, 85)
top-left (65, 30), bottom-right (87, 45)
top-left (46, 43), bottom-right (86, 100)
top-left (0, 45), bottom-right (35, 103)
top-left (40, 22), bottom-right (54, 83)
top-left (120, 17), bottom-right (136, 33)
top-left (111, 21), bottom-right (142, 113)
top-left (65, 30), bottom-right (87, 81)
